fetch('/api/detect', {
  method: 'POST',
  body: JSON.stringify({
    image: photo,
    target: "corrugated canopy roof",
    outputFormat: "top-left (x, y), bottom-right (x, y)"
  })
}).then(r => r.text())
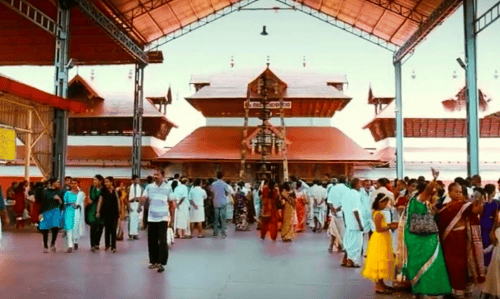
top-left (0, 0), bottom-right (461, 65)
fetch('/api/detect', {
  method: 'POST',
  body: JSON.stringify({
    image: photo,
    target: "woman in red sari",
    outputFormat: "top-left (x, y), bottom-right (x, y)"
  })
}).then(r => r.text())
top-left (438, 182), bottom-right (485, 298)
top-left (260, 180), bottom-right (280, 241)
top-left (294, 181), bottom-right (307, 233)
top-left (13, 182), bottom-right (27, 229)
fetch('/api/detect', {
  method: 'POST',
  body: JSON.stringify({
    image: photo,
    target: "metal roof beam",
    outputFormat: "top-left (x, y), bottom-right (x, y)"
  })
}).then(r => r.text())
top-left (394, 0), bottom-right (462, 62)
top-left (365, 0), bottom-right (426, 24)
top-left (0, 0), bottom-right (58, 36)
top-left (275, 0), bottom-right (398, 53)
top-left (75, 0), bottom-right (149, 64)
top-left (119, 0), bottom-right (172, 21)
top-left (475, 0), bottom-right (500, 34)
top-left (145, 0), bottom-right (261, 50)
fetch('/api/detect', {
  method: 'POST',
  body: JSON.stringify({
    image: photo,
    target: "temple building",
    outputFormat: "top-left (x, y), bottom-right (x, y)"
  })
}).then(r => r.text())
top-left (2, 74), bottom-right (177, 188)
top-left (357, 87), bottom-right (500, 182)
top-left (155, 67), bottom-right (379, 181)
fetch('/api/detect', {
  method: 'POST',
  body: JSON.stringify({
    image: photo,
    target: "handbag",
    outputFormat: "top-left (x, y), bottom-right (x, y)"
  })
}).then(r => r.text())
top-left (409, 212), bottom-right (438, 235)
top-left (167, 227), bottom-right (175, 245)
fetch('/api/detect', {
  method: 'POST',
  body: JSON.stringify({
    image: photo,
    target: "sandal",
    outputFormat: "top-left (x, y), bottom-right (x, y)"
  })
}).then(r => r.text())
top-left (375, 289), bottom-right (393, 294)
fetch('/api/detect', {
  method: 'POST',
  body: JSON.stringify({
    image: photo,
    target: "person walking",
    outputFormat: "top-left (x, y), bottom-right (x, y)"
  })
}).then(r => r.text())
top-left (280, 182), bottom-right (296, 242)
top-left (87, 175), bottom-right (105, 252)
top-left (62, 179), bottom-right (84, 253)
top-left (39, 178), bottom-right (64, 253)
top-left (260, 180), bottom-right (280, 241)
top-left (294, 181), bottom-right (307, 233)
top-left (362, 193), bottom-right (398, 294)
top-left (128, 175), bottom-right (143, 240)
top-left (210, 172), bottom-right (230, 238)
top-left (139, 169), bottom-right (173, 273)
top-left (174, 177), bottom-right (190, 239)
top-left (96, 177), bottom-right (121, 253)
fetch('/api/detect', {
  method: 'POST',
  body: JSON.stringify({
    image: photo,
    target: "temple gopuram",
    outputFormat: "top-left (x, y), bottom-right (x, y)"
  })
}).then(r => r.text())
top-left (358, 86), bottom-right (500, 182)
top-left (155, 67), bottom-right (379, 181)
top-left (2, 75), bottom-right (176, 189)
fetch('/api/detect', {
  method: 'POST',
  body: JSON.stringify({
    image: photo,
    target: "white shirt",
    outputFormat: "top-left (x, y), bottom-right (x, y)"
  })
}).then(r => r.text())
top-left (173, 184), bottom-right (189, 204)
top-left (188, 186), bottom-right (207, 207)
top-left (342, 189), bottom-right (363, 230)
top-left (129, 183), bottom-right (143, 200)
top-left (143, 182), bottom-right (171, 222)
top-left (310, 184), bottom-right (327, 206)
top-left (327, 183), bottom-right (350, 209)
top-left (227, 185), bottom-right (235, 205)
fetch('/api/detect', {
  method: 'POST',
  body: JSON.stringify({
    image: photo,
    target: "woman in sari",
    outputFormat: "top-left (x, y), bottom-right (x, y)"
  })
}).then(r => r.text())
top-left (13, 182), bottom-right (26, 229)
top-left (402, 180), bottom-right (452, 297)
top-left (234, 182), bottom-right (250, 231)
top-left (281, 182), bottom-right (296, 242)
top-left (481, 215), bottom-right (500, 299)
top-left (294, 181), bottom-right (307, 233)
top-left (438, 183), bottom-right (485, 298)
top-left (481, 184), bottom-right (500, 268)
top-left (260, 180), bottom-right (280, 241)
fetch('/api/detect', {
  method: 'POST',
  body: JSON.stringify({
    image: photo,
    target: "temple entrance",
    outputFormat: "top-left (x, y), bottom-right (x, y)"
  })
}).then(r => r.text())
top-left (254, 162), bottom-right (283, 182)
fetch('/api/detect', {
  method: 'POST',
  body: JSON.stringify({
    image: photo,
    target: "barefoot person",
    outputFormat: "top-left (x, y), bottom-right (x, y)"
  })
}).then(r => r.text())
top-left (189, 179), bottom-right (207, 238)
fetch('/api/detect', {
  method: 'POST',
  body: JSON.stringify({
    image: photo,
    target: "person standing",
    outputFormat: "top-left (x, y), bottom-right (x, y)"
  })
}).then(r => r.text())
top-left (481, 184), bottom-right (500, 267)
top-left (327, 175), bottom-right (350, 250)
top-left (260, 180), bottom-right (280, 241)
top-left (174, 176), bottom-right (190, 239)
top-left (62, 179), bottom-right (83, 253)
top-left (39, 178), bottom-right (64, 253)
top-left (73, 180), bottom-right (85, 250)
top-left (139, 169), bottom-right (173, 273)
top-left (309, 180), bottom-right (327, 233)
top-left (128, 175), bottom-right (143, 240)
top-left (341, 178), bottom-right (365, 268)
top-left (362, 193), bottom-right (398, 294)
top-left (189, 179), bottom-right (207, 238)
top-left (481, 217), bottom-right (500, 299)
top-left (87, 175), bottom-right (105, 252)
top-left (294, 181), bottom-right (307, 233)
top-left (280, 182), bottom-right (296, 242)
top-left (96, 177), bottom-right (121, 253)
top-left (226, 181), bottom-right (235, 223)
top-left (13, 182), bottom-right (26, 229)
top-left (210, 172), bottom-right (230, 238)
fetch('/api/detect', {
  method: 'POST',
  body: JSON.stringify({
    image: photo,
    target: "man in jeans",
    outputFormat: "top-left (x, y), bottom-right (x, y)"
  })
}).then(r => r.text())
top-left (210, 172), bottom-right (230, 238)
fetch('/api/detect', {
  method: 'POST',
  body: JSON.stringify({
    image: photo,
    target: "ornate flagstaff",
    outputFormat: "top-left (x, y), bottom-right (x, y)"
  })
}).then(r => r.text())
top-left (240, 90), bottom-right (251, 180)
top-left (279, 90), bottom-right (289, 182)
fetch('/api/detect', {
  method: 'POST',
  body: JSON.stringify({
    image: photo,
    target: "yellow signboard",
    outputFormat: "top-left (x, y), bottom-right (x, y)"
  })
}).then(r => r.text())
top-left (0, 127), bottom-right (16, 161)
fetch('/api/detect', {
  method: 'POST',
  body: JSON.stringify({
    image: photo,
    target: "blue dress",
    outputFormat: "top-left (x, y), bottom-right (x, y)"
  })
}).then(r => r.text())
top-left (39, 189), bottom-right (64, 230)
top-left (481, 199), bottom-right (500, 267)
top-left (63, 192), bottom-right (78, 231)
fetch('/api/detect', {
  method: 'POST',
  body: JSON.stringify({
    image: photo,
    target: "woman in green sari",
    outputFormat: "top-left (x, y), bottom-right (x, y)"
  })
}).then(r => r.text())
top-left (402, 180), bottom-right (452, 297)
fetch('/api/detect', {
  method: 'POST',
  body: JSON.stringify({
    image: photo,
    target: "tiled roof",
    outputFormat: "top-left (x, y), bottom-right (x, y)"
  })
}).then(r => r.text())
top-left (156, 126), bottom-right (378, 162)
top-left (187, 68), bottom-right (350, 100)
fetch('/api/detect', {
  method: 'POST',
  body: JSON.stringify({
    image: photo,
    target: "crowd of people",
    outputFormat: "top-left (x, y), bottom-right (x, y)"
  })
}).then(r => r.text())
top-left (0, 171), bottom-right (499, 297)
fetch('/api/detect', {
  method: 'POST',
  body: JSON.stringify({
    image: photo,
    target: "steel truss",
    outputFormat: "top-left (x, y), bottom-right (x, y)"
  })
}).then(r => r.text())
top-left (394, 0), bottom-right (462, 62)
top-left (132, 64), bottom-right (146, 178)
top-left (145, 0), bottom-right (261, 51)
top-left (52, 4), bottom-right (70, 182)
top-left (275, 0), bottom-right (398, 53)
top-left (76, 0), bottom-right (149, 64)
top-left (0, 0), bottom-right (57, 35)
top-left (365, 0), bottom-right (426, 24)
top-left (475, 0), bottom-right (500, 34)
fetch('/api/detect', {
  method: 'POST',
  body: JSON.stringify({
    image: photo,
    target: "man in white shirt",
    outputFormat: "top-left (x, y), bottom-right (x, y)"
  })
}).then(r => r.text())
top-left (174, 176), bottom-right (190, 239)
top-left (189, 178), bottom-right (207, 238)
top-left (360, 179), bottom-right (373, 255)
top-left (341, 178), bottom-right (364, 268)
top-left (128, 175), bottom-right (143, 240)
top-left (140, 169), bottom-right (173, 273)
top-left (309, 180), bottom-right (327, 233)
top-left (327, 175), bottom-right (349, 250)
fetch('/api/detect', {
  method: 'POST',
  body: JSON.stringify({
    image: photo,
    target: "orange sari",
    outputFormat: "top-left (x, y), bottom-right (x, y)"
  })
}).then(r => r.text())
top-left (296, 192), bottom-right (306, 232)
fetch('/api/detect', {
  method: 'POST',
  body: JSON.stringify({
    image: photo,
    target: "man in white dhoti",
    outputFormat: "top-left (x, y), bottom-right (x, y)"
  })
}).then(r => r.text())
top-left (341, 178), bottom-right (364, 268)
top-left (174, 176), bottom-right (190, 239)
top-left (327, 175), bottom-right (349, 252)
top-left (360, 179), bottom-right (373, 256)
top-left (128, 175), bottom-right (143, 240)
top-left (189, 179), bottom-right (207, 238)
top-left (309, 180), bottom-right (327, 233)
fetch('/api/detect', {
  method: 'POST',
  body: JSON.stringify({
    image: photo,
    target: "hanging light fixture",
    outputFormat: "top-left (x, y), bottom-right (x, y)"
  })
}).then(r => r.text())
top-left (260, 26), bottom-right (268, 36)
top-left (495, 69), bottom-right (499, 79)
top-left (128, 69), bottom-right (133, 80)
top-left (303, 56), bottom-right (306, 68)
top-left (230, 56), bottom-right (234, 68)
top-left (90, 69), bottom-right (95, 81)
top-left (266, 55), bottom-right (270, 67)
top-left (453, 70), bottom-right (457, 79)
top-left (411, 69), bottom-right (416, 79)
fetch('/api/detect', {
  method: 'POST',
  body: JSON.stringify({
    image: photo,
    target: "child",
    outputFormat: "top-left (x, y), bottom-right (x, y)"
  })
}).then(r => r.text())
top-left (362, 193), bottom-right (398, 294)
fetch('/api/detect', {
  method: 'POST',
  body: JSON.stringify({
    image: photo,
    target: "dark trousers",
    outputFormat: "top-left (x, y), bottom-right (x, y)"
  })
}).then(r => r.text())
top-left (104, 218), bottom-right (118, 249)
top-left (148, 221), bottom-right (169, 266)
top-left (90, 222), bottom-right (104, 247)
top-left (41, 228), bottom-right (59, 248)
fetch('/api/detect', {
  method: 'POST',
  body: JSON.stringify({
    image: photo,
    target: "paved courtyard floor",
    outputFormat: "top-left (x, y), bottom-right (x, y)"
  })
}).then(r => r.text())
top-left (0, 224), bottom-right (481, 299)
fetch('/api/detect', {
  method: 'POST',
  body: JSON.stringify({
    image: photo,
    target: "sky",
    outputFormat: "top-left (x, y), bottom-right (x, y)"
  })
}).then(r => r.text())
top-left (1, 0), bottom-right (499, 150)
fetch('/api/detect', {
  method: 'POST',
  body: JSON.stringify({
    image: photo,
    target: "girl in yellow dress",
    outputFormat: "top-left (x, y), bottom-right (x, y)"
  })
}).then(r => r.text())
top-left (362, 193), bottom-right (398, 294)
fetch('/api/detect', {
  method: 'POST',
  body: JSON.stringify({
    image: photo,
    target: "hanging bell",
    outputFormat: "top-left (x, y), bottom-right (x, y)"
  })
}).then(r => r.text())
top-left (261, 26), bottom-right (268, 36)
top-left (453, 70), bottom-right (457, 79)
